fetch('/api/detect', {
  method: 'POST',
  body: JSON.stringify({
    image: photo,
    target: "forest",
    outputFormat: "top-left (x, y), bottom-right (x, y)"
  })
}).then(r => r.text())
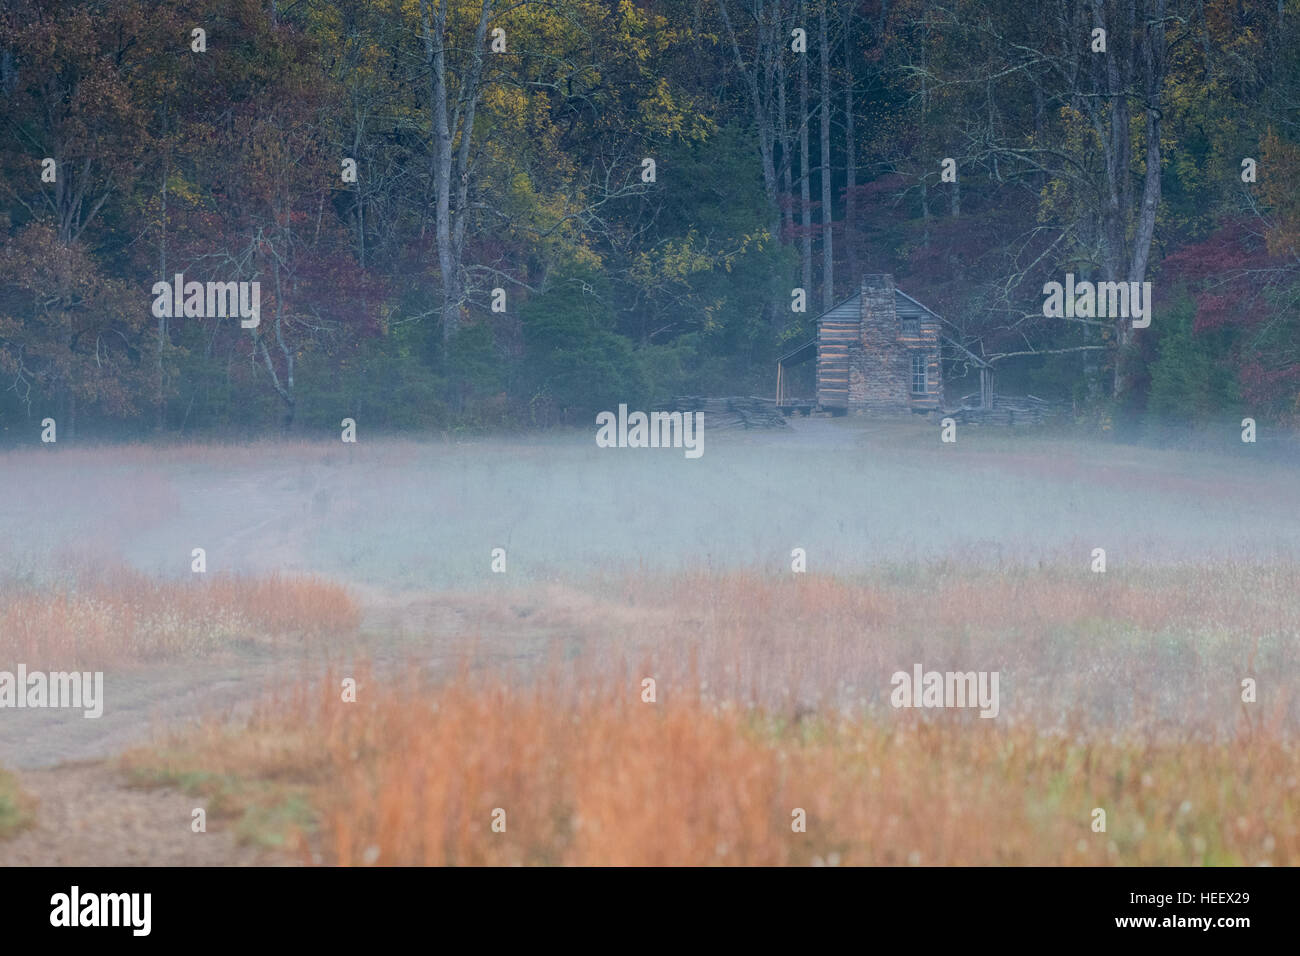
top-left (3, 1), bottom-right (1300, 883)
top-left (0, 0), bottom-right (1297, 439)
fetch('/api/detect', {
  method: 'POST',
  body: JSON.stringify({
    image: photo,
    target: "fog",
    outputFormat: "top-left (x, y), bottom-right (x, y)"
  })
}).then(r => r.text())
top-left (2, 417), bottom-right (1297, 590)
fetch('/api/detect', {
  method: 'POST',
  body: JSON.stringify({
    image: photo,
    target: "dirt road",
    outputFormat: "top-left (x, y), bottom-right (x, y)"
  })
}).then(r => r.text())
top-left (0, 762), bottom-right (295, 866)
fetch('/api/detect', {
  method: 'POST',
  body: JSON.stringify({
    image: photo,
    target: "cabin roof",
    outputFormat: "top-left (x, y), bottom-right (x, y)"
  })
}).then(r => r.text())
top-left (776, 286), bottom-right (991, 371)
top-left (814, 291), bottom-right (862, 322)
top-left (895, 288), bottom-right (940, 319)
top-left (811, 287), bottom-right (942, 325)
top-left (777, 337), bottom-right (817, 366)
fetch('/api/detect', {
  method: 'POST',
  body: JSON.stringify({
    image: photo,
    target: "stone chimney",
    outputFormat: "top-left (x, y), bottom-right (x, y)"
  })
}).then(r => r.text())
top-left (859, 274), bottom-right (897, 331)
top-left (851, 274), bottom-right (908, 411)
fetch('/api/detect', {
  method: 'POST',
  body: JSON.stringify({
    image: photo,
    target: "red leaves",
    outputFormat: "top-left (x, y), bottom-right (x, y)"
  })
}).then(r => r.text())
top-left (1162, 218), bottom-right (1283, 333)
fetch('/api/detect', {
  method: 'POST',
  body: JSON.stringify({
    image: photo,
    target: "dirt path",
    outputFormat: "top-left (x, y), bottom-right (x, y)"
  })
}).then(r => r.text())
top-left (0, 762), bottom-right (296, 866)
top-left (0, 584), bottom-right (621, 866)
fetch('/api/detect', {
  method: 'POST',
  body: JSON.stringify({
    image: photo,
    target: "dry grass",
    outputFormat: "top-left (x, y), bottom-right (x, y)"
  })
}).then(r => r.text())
top-left (596, 564), bottom-right (1300, 738)
top-left (8, 429), bottom-right (1295, 864)
top-left (122, 664), bottom-right (1299, 866)
top-left (0, 567), bottom-right (359, 668)
top-left (120, 563), bottom-right (1300, 865)
top-left (0, 767), bottom-right (35, 839)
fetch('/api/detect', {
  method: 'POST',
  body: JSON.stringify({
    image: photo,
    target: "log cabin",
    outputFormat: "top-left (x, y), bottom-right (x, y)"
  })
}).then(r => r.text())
top-left (776, 273), bottom-right (990, 414)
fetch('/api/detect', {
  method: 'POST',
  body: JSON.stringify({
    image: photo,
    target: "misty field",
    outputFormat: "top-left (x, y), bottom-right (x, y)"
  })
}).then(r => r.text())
top-left (0, 418), bottom-right (1297, 864)
top-left (3, 417), bottom-right (1298, 589)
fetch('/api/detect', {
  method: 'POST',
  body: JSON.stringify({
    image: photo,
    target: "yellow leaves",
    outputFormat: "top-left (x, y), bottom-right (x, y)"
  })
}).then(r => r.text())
top-left (569, 244), bottom-right (604, 271)
top-left (1034, 106), bottom-right (1103, 225)
top-left (1054, 105), bottom-right (1099, 154)
top-left (482, 84), bottom-right (531, 127)
top-left (164, 172), bottom-right (205, 207)
top-left (629, 231), bottom-right (760, 331)
top-left (614, 0), bottom-right (681, 60)
top-left (634, 234), bottom-right (711, 283)
top-left (1261, 129), bottom-right (1300, 256)
top-left (615, 0), bottom-right (654, 64)
top-left (1037, 176), bottom-right (1075, 226)
top-left (638, 78), bottom-right (715, 144)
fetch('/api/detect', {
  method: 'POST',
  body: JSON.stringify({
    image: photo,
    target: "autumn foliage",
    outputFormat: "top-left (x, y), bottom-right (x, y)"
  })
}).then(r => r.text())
top-left (123, 564), bottom-right (1300, 865)
top-left (0, 567), bottom-right (358, 668)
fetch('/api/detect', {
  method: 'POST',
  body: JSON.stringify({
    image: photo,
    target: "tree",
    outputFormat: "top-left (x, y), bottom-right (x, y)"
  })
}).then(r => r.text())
top-left (421, 0), bottom-right (494, 344)
top-left (0, 224), bottom-right (152, 436)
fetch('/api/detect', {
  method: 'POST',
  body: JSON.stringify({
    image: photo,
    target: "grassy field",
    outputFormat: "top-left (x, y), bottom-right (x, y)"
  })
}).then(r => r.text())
top-left (0, 767), bottom-right (34, 839)
top-left (2, 418), bottom-right (1297, 589)
top-left (0, 418), bottom-right (1297, 864)
top-left (117, 561), bottom-right (1299, 865)
top-left (121, 666), bottom-right (1299, 866)
top-left (0, 568), bottom-right (358, 668)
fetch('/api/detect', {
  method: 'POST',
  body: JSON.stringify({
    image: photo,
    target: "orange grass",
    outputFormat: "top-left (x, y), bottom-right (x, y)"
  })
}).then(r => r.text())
top-left (567, 564), bottom-right (1300, 738)
top-left (118, 563), bottom-right (1300, 864)
top-left (0, 568), bottom-right (359, 667)
top-left (124, 665), bottom-right (1300, 866)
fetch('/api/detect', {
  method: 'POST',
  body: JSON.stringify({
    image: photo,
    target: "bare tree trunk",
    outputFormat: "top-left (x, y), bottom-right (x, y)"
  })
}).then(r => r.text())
top-left (819, 1), bottom-right (833, 308)
top-left (1118, 0), bottom-right (1165, 397)
top-left (842, 5), bottom-right (857, 282)
top-left (798, 0), bottom-right (812, 299)
top-left (254, 261), bottom-right (297, 431)
top-left (423, 0), bottom-right (458, 344)
top-left (1084, 0), bottom-right (1165, 398)
top-left (422, 0), bottom-right (493, 347)
top-left (920, 172), bottom-right (930, 246)
top-left (1128, 0), bottom-right (1165, 291)
top-left (718, 0), bottom-right (783, 245)
top-left (157, 158), bottom-right (167, 431)
top-left (919, 21), bottom-right (930, 247)
top-left (452, 0), bottom-right (493, 264)
top-left (1095, 0), bottom-right (1128, 290)
top-left (760, 0), bottom-right (782, 246)
top-left (352, 105), bottom-right (365, 267)
top-left (777, 14), bottom-right (794, 244)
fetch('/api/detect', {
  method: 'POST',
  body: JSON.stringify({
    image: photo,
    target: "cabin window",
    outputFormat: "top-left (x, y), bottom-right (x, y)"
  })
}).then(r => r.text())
top-left (911, 355), bottom-right (928, 394)
top-left (901, 318), bottom-right (920, 337)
